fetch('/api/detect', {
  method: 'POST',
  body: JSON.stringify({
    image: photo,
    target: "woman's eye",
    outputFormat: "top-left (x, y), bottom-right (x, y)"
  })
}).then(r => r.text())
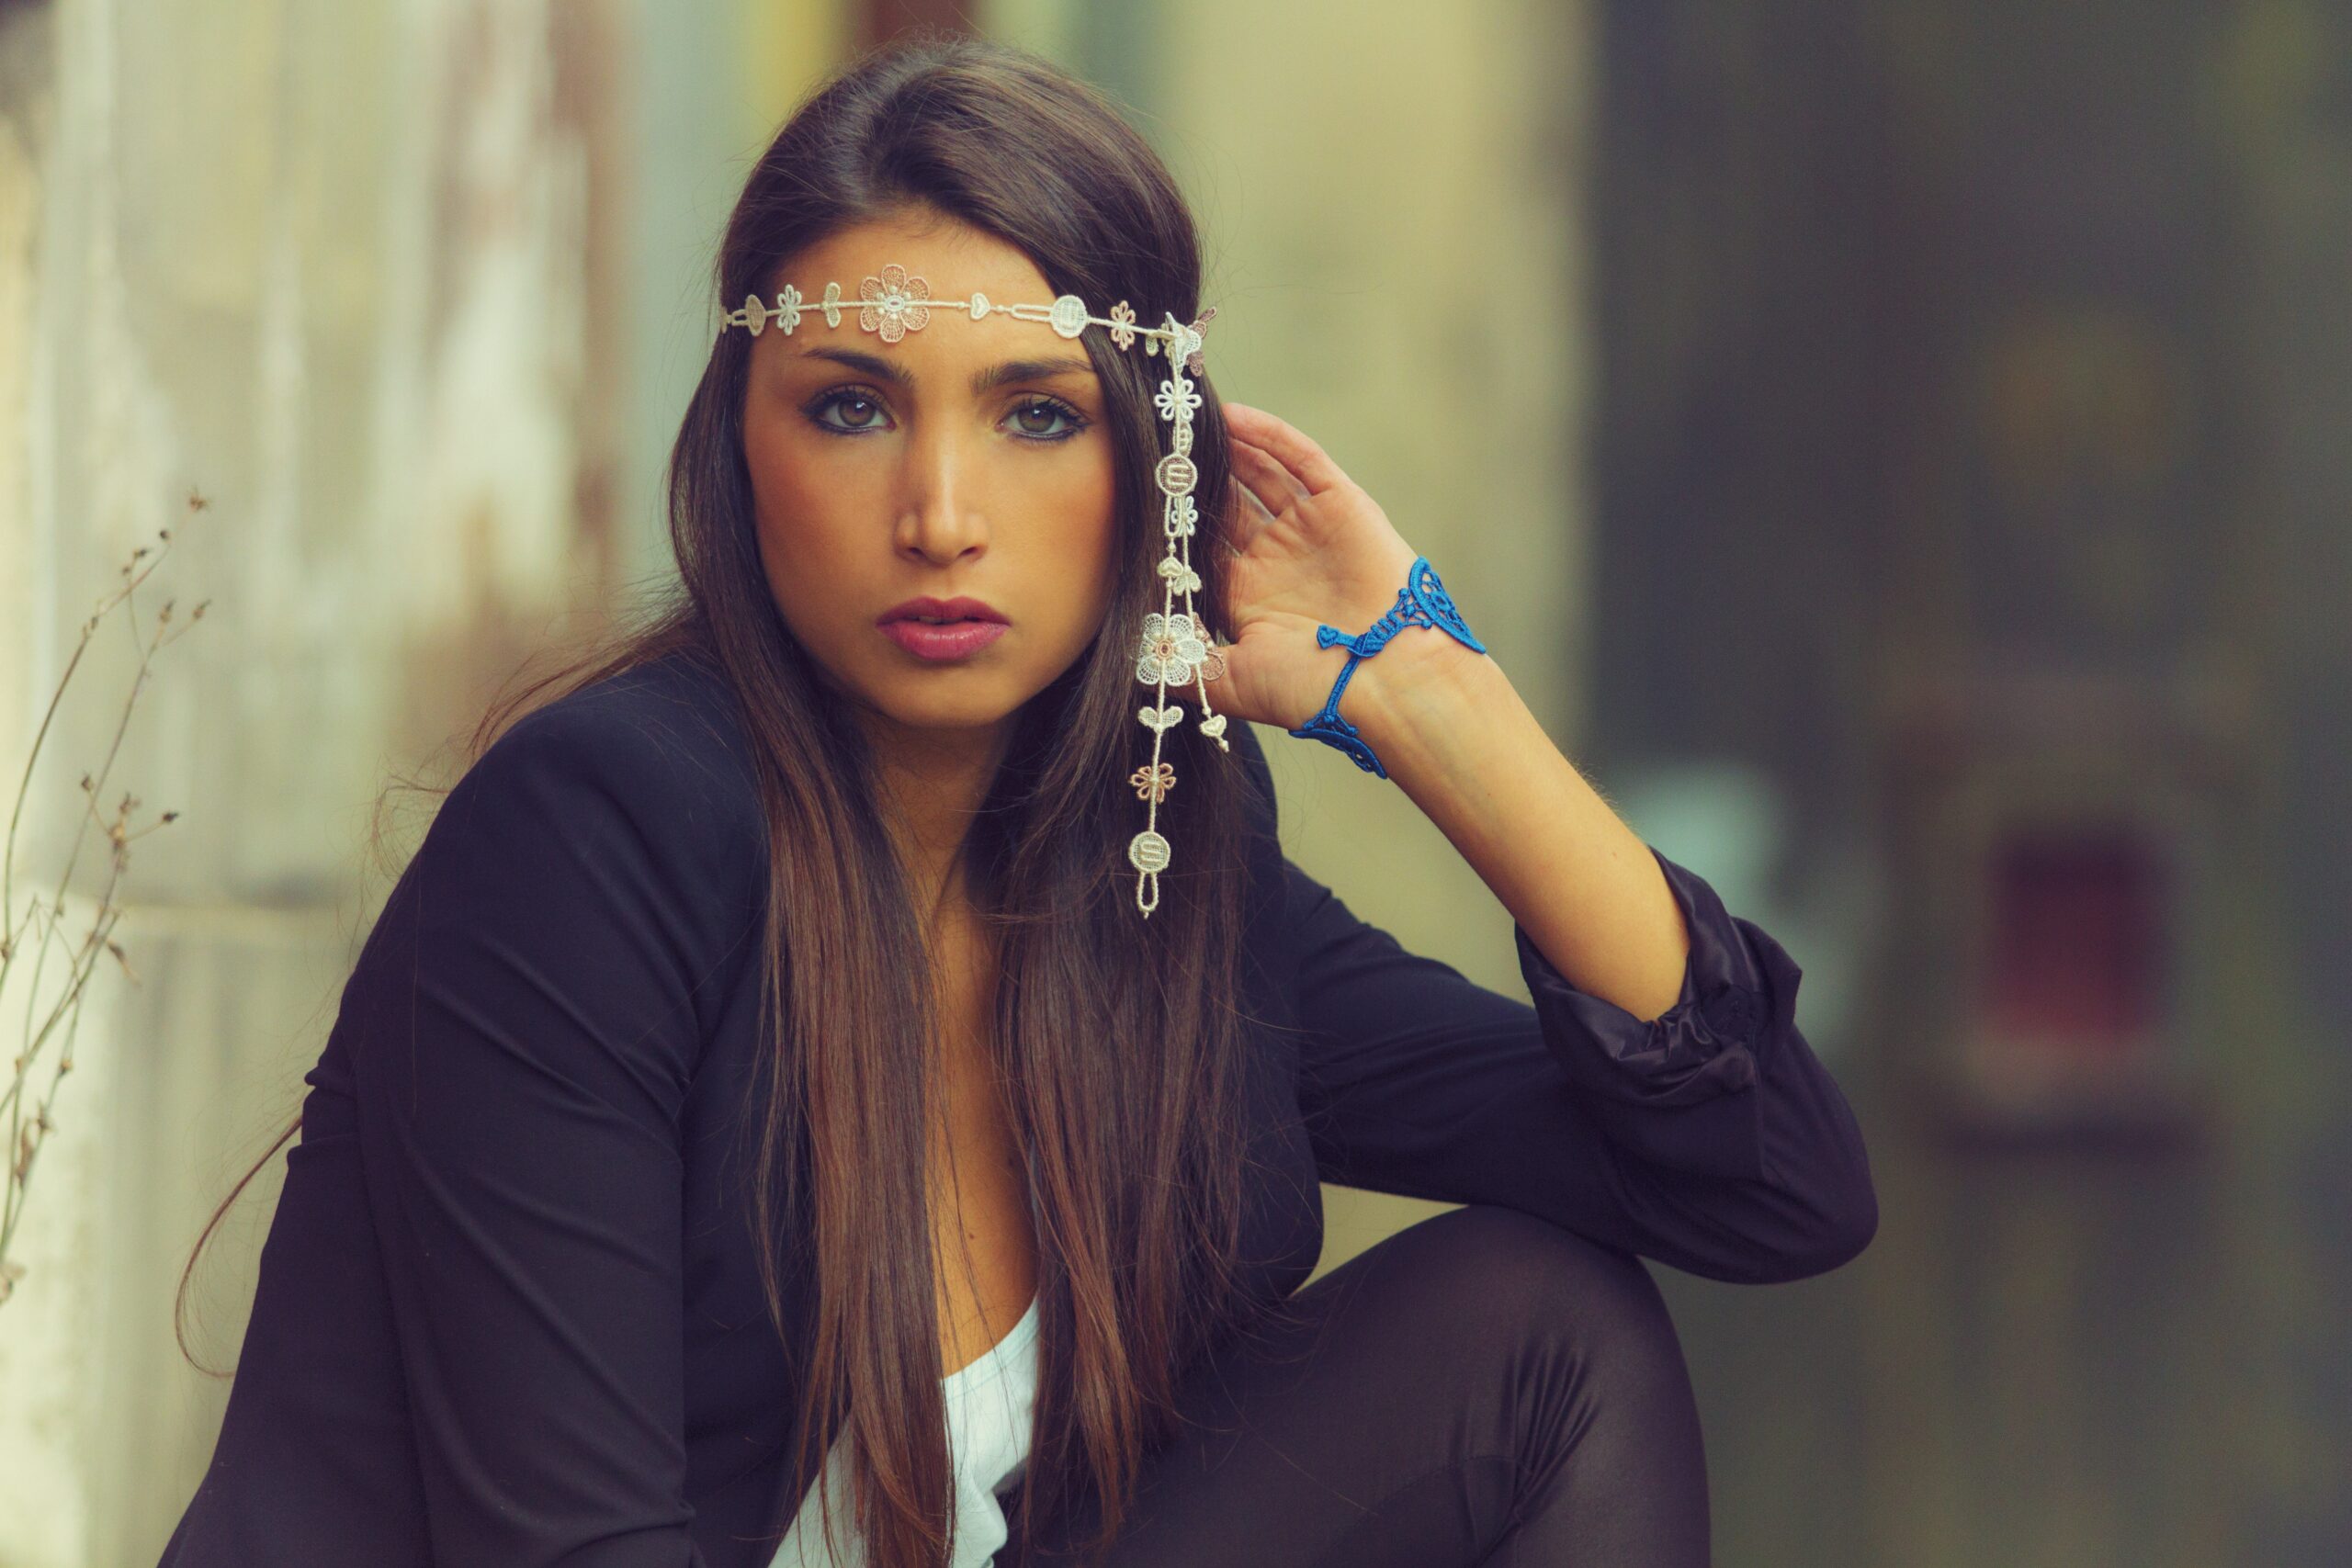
top-left (808, 389), bottom-right (888, 433)
top-left (803, 389), bottom-right (1088, 442)
top-left (1010, 397), bottom-right (1085, 441)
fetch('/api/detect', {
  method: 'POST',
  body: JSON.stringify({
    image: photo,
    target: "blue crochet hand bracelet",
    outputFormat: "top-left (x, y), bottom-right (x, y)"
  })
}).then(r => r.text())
top-left (1287, 556), bottom-right (1488, 777)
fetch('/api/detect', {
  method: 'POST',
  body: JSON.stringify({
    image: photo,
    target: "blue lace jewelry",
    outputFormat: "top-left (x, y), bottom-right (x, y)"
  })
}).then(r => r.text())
top-left (1287, 556), bottom-right (1487, 777)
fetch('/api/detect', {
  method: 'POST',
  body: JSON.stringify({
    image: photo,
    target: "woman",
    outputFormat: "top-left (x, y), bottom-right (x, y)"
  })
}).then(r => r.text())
top-left (158, 32), bottom-right (1875, 1568)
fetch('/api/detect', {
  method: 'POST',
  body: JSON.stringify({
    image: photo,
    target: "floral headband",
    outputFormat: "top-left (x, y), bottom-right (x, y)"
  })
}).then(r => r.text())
top-left (722, 264), bottom-right (1226, 918)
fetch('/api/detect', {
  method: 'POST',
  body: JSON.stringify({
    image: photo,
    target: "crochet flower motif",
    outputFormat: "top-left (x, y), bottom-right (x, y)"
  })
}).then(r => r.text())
top-left (1135, 611), bottom-right (1208, 688)
top-left (1163, 494), bottom-right (1198, 538)
top-left (859, 264), bottom-right (931, 343)
top-left (1108, 300), bottom-right (1138, 350)
top-left (1130, 761), bottom-right (1176, 803)
top-left (1158, 555), bottom-right (1203, 596)
top-left (773, 283), bottom-right (803, 334)
top-left (1154, 373), bottom-right (1203, 423)
top-left (1146, 309), bottom-right (1216, 376)
top-left (1187, 613), bottom-right (1227, 682)
top-left (1180, 307), bottom-right (1216, 375)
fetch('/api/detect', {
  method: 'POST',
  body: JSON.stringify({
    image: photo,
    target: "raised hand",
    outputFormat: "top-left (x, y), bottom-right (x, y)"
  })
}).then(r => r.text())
top-left (1202, 401), bottom-right (1424, 733)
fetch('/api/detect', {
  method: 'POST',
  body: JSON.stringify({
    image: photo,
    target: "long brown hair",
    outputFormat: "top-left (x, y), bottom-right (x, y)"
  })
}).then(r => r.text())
top-left (179, 30), bottom-right (1272, 1567)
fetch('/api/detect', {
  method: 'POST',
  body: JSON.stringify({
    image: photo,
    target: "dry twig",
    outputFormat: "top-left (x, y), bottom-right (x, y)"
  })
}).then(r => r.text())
top-left (0, 489), bottom-right (210, 1307)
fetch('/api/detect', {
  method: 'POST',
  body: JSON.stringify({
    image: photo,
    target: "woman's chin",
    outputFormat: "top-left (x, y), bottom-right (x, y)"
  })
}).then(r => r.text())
top-left (852, 681), bottom-right (1030, 742)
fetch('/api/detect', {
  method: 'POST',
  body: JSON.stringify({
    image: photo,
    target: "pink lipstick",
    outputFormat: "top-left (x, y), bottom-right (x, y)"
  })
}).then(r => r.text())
top-left (877, 595), bottom-right (1010, 662)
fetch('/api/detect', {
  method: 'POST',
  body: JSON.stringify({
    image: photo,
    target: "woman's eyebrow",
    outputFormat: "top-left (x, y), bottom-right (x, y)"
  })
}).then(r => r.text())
top-left (789, 344), bottom-right (1096, 394)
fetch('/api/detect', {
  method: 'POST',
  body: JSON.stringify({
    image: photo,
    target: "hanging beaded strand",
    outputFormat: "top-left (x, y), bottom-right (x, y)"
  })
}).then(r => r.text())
top-left (721, 268), bottom-right (1231, 918)
top-left (1125, 306), bottom-right (1231, 917)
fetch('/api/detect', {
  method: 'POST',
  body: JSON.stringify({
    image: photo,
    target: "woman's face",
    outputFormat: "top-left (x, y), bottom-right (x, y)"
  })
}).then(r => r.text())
top-left (741, 210), bottom-right (1121, 748)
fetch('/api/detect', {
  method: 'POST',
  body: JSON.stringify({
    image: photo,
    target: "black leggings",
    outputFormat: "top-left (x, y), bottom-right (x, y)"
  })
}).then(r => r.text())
top-left (1002, 1203), bottom-right (1711, 1568)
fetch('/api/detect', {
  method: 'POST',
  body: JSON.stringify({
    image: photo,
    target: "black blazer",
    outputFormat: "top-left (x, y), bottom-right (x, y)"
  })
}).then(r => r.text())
top-left (157, 649), bottom-right (1876, 1568)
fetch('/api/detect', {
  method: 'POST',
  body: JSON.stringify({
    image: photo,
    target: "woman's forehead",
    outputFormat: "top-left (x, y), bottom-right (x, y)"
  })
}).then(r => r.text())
top-left (766, 222), bottom-right (1106, 386)
top-left (781, 215), bottom-right (1051, 307)
top-left (778, 339), bottom-right (1100, 398)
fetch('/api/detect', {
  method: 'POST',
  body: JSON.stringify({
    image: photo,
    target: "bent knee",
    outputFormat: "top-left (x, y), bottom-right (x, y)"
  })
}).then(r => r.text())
top-left (1405, 1204), bottom-right (1682, 1363)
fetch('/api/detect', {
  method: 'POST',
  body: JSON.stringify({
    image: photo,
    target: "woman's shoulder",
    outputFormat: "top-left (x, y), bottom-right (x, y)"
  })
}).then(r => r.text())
top-left (495, 645), bottom-right (758, 787)
top-left (440, 647), bottom-right (767, 911)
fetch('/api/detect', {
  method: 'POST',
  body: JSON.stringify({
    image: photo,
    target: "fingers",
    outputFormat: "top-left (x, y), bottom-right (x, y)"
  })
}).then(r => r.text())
top-left (1228, 436), bottom-right (1307, 519)
top-left (1223, 474), bottom-right (1274, 556)
top-left (1221, 401), bottom-right (1348, 495)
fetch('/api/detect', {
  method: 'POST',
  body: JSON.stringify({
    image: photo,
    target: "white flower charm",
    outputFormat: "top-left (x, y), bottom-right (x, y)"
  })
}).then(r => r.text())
top-left (1154, 373), bottom-right (1203, 424)
top-left (859, 265), bottom-right (930, 342)
top-left (1135, 611), bottom-right (1207, 688)
top-left (1187, 613), bottom-right (1227, 682)
top-left (1180, 307), bottom-right (1216, 375)
top-left (1108, 300), bottom-right (1138, 350)
top-left (774, 283), bottom-right (803, 334)
top-left (1163, 494), bottom-right (1198, 539)
top-left (1136, 310), bottom-right (1214, 373)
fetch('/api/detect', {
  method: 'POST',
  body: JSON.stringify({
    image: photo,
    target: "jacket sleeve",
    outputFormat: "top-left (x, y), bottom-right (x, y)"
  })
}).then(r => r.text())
top-left (347, 688), bottom-right (763, 1566)
top-left (1246, 728), bottom-right (1878, 1285)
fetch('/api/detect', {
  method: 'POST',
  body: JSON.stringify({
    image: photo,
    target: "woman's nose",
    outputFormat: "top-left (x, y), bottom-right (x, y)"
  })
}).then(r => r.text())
top-left (894, 422), bottom-right (989, 564)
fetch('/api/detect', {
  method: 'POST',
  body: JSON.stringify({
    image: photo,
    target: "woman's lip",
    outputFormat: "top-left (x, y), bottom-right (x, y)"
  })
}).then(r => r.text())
top-left (878, 619), bottom-right (1010, 661)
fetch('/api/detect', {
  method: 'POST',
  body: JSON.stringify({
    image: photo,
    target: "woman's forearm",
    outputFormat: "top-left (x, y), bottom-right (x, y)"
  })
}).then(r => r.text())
top-left (1347, 636), bottom-right (1692, 1024)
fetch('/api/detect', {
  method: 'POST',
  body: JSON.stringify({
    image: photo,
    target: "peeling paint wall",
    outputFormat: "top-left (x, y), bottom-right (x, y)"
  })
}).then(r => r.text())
top-left (0, 1), bottom-right (630, 1561)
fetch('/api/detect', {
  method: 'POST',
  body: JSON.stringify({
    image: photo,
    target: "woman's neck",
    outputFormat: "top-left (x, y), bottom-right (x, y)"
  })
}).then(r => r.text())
top-left (862, 714), bottom-right (1011, 926)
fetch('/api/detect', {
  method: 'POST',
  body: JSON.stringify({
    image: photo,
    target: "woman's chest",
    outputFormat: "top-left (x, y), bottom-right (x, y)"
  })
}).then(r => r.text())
top-left (924, 936), bottom-right (1039, 1376)
top-left (668, 930), bottom-right (1325, 1437)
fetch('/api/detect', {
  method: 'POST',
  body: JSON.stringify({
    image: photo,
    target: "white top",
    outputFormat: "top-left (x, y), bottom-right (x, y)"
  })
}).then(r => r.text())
top-left (767, 1291), bottom-right (1044, 1568)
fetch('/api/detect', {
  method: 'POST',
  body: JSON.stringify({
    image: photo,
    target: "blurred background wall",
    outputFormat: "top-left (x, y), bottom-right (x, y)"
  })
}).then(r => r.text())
top-left (1589, 5), bottom-right (2350, 1561)
top-left (0, 0), bottom-right (2343, 1564)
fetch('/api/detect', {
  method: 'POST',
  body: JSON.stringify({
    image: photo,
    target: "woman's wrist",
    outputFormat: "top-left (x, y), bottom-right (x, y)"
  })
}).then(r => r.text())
top-left (1342, 628), bottom-right (1507, 765)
